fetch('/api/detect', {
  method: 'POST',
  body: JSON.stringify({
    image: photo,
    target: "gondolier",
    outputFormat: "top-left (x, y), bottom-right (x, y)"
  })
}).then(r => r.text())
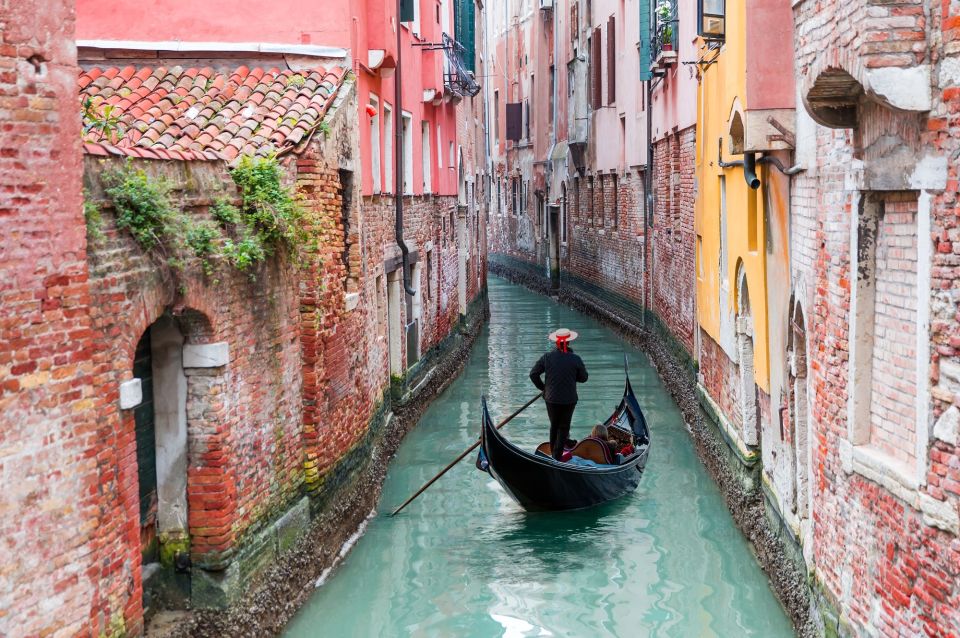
top-left (529, 328), bottom-right (589, 460)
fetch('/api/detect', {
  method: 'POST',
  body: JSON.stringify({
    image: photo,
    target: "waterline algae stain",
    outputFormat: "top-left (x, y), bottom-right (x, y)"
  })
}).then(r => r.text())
top-left (285, 278), bottom-right (793, 637)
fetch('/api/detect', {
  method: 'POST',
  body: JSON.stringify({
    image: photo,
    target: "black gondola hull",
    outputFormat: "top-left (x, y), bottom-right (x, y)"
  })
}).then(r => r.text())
top-left (480, 369), bottom-right (650, 512)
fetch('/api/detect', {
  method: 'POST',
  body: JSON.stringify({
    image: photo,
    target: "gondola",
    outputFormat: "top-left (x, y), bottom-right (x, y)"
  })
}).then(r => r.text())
top-left (477, 364), bottom-right (651, 511)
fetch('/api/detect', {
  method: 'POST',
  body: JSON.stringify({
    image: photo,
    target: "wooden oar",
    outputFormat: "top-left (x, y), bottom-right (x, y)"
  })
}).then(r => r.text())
top-left (389, 392), bottom-right (543, 517)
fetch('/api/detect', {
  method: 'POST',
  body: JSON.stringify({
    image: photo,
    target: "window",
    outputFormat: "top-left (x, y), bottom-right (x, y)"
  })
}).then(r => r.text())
top-left (524, 99), bottom-right (531, 141)
top-left (369, 95), bottom-right (381, 193)
top-left (606, 16), bottom-right (615, 105)
top-left (437, 123), bottom-right (443, 169)
top-left (426, 250), bottom-right (433, 299)
top-left (384, 103), bottom-right (393, 193)
top-left (574, 176), bottom-right (580, 223)
top-left (850, 193), bottom-right (923, 474)
top-left (449, 141), bottom-right (454, 170)
top-left (549, 66), bottom-right (555, 128)
top-left (561, 183), bottom-right (567, 243)
top-left (401, 112), bottom-right (413, 195)
top-left (591, 28), bottom-right (602, 109)
top-left (494, 90), bottom-right (500, 141)
top-left (611, 174), bottom-right (618, 229)
top-left (699, 0), bottom-right (726, 41)
top-left (512, 178), bottom-right (518, 215)
top-left (588, 176), bottom-right (595, 226)
top-left (421, 122), bottom-right (432, 193)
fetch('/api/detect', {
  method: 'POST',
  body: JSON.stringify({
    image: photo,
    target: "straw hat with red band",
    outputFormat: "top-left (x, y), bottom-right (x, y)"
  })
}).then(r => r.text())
top-left (548, 328), bottom-right (578, 352)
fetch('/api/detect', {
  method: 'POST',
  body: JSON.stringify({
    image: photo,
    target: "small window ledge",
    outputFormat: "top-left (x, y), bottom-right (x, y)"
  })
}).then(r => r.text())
top-left (841, 441), bottom-right (959, 535)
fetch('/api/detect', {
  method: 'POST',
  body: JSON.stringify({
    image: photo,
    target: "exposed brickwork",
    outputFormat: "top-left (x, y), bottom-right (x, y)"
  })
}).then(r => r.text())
top-left (700, 329), bottom-right (743, 432)
top-left (792, 0), bottom-right (960, 631)
top-left (0, 2), bottom-right (109, 635)
top-left (869, 194), bottom-right (918, 468)
top-left (652, 129), bottom-right (696, 355)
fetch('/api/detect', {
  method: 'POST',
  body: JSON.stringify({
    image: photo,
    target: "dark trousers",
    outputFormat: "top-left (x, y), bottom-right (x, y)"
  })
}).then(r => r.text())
top-left (546, 401), bottom-right (577, 460)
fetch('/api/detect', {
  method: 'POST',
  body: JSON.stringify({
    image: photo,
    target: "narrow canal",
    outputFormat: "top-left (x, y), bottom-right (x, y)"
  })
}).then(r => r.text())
top-left (285, 277), bottom-right (793, 637)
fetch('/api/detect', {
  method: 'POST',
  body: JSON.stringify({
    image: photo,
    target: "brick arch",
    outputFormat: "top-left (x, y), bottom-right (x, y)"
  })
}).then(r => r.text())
top-left (801, 48), bottom-right (867, 129)
top-left (123, 301), bottom-right (216, 371)
top-left (735, 258), bottom-right (751, 321)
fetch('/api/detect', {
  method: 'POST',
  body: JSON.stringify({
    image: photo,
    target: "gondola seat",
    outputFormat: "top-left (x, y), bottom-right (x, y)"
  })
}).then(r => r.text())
top-left (535, 439), bottom-right (614, 464)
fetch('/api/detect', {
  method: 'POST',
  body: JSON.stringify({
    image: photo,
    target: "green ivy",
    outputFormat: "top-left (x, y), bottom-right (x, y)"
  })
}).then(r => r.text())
top-left (83, 193), bottom-right (104, 244)
top-left (229, 154), bottom-right (306, 255)
top-left (98, 155), bottom-right (310, 282)
top-left (102, 164), bottom-right (178, 251)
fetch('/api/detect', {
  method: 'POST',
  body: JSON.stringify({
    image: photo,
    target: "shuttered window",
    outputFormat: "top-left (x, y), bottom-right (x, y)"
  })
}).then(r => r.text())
top-left (506, 102), bottom-right (523, 141)
top-left (607, 16), bottom-right (615, 105)
top-left (591, 28), bottom-right (602, 109)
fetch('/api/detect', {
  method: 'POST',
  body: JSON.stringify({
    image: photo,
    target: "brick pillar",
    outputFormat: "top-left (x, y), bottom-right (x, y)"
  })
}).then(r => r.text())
top-left (0, 0), bottom-right (119, 635)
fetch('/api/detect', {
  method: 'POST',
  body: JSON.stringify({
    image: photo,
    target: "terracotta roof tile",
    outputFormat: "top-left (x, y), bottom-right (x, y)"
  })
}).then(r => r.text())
top-left (80, 64), bottom-right (347, 163)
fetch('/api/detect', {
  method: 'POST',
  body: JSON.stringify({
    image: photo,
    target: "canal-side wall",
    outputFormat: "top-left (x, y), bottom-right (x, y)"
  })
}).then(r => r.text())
top-left (177, 290), bottom-right (489, 637)
top-left (488, 256), bottom-right (819, 637)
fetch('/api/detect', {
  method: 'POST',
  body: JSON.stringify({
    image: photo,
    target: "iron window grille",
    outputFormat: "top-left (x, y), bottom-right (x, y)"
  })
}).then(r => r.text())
top-left (652, 0), bottom-right (678, 62)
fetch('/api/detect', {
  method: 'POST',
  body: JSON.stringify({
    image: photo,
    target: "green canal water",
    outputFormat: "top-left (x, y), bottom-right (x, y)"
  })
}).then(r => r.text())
top-left (285, 277), bottom-right (794, 637)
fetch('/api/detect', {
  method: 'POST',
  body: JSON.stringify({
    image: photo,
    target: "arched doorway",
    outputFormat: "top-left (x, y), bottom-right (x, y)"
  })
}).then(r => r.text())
top-left (132, 314), bottom-right (191, 610)
top-left (736, 265), bottom-right (759, 448)
top-left (789, 305), bottom-right (811, 526)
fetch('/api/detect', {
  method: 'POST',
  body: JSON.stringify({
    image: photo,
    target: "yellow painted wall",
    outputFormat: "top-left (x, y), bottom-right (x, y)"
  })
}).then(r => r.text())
top-left (694, 0), bottom-right (771, 391)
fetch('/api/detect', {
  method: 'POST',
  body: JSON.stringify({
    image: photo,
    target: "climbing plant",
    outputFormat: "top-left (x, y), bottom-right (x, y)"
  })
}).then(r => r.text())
top-left (98, 154), bottom-right (310, 281)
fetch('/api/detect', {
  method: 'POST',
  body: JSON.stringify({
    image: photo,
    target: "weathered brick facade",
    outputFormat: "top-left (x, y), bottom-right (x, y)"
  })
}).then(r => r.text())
top-left (652, 129), bottom-right (697, 355)
top-left (1, 43), bottom-right (488, 633)
top-left (789, 0), bottom-right (960, 631)
top-left (0, 2), bottom-right (107, 635)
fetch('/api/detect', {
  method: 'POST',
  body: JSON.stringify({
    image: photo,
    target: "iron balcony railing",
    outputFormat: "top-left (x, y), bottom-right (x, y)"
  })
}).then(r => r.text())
top-left (442, 33), bottom-right (481, 97)
top-left (652, 0), bottom-right (679, 63)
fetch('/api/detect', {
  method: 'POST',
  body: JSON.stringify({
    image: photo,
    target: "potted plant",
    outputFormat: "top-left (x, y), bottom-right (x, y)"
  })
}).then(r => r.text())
top-left (662, 25), bottom-right (674, 50)
top-left (656, 1), bottom-right (674, 51)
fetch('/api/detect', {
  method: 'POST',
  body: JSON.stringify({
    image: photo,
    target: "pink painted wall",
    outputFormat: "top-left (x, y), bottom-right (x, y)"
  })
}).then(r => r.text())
top-left (76, 0), bottom-right (352, 47)
top-left (650, 0), bottom-right (697, 141)
top-left (745, 0), bottom-right (795, 110)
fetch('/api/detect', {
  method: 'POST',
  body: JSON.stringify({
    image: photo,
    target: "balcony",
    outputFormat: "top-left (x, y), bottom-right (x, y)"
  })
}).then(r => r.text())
top-left (442, 33), bottom-right (481, 98)
top-left (651, 0), bottom-right (678, 72)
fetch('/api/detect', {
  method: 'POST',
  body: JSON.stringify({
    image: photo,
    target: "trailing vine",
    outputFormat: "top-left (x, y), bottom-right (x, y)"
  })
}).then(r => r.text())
top-left (98, 154), bottom-right (310, 283)
top-left (83, 193), bottom-right (104, 244)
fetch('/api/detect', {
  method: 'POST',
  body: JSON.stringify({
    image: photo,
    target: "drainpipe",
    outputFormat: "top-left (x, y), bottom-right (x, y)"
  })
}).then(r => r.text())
top-left (643, 79), bottom-right (653, 326)
top-left (716, 139), bottom-right (760, 190)
top-left (396, 0), bottom-right (416, 296)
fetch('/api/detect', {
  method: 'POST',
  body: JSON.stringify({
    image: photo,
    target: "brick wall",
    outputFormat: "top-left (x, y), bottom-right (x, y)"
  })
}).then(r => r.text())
top-left (0, 1), bottom-right (111, 635)
top-left (869, 194), bottom-right (918, 468)
top-left (791, 0), bottom-right (960, 630)
top-left (700, 329), bottom-right (743, 432)
top-left (652, 128), bottom-right (696, 355)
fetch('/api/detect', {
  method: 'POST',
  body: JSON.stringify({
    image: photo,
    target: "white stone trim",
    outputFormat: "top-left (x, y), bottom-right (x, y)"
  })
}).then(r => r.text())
top-left (119, 378), bottom-right (143, 410)
top-left (914, 190), bottom-right (932, 488)
top-left (182, 342), bottom-right (229, 368)
top-left (77, 39), bottom-right (348, 59)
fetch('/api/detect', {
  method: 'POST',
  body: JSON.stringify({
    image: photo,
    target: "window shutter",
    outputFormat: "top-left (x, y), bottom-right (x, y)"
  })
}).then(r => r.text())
top-left (607, 16), bottom-right (616, 105)
top-left (639, 0), bottom-right (652, 81)
top-left (400, 0), bottom-right (415, 23)
top-left (506, 102), bottom-right (523, 141)
top-left (591, 28), bottom-right (602, 108)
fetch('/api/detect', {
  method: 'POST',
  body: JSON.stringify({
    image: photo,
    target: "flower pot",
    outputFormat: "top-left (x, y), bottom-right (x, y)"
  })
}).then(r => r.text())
top-left (662, 43), bottom-right (673, 51)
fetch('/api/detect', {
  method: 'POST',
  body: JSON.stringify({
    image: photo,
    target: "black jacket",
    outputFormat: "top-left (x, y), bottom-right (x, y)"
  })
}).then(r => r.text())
top-left (529, 347), bottom-right (589, 405)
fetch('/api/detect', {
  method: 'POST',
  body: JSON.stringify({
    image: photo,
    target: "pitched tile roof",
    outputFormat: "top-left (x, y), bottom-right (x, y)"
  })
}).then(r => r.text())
top-left (79, 65), bottom-right (347, 162)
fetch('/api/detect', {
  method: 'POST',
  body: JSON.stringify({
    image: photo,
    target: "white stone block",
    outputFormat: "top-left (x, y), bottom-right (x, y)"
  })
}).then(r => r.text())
top-left (182, 342), bottom-right (229, 368)
top-left (933, 405), bottom-right (959, 446)
top-left (119, 378), bottom-right (143, 410)
top-left (865, 65), bottom-right (932, 112)
top-left (939, 359), bottom-right (960, 394)
top-left (345, 292), bottom-right (360, 312)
